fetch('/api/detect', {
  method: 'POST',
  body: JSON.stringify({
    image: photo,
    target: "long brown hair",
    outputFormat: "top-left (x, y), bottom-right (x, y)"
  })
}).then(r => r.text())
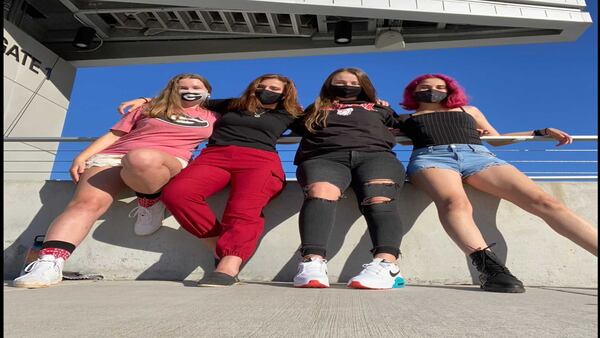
top-left (304, 68), bottom-right (378, 133)
top-left (228, 74), bottom-right (303, 117)
top-left (145, 73), bottom-right (212, 119)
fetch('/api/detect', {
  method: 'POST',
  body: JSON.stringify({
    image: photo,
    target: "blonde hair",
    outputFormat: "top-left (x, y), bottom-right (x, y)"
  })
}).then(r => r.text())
top-left (228, 74), bottom-right (303, 117)
top-left (304, 68), bottom-right (377, 133)
top-left (144, 73), bottom-right (212, 119)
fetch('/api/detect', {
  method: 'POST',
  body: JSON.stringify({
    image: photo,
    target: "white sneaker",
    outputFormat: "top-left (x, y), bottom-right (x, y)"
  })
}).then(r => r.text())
top-left (347, 258), bottom-right (405, 290)
top-left (293, 257), bottom-right (330, 288)
top-left (130, 201), bottom-right (166, 236)
top-left (13, 255), bottom-right (64, 288)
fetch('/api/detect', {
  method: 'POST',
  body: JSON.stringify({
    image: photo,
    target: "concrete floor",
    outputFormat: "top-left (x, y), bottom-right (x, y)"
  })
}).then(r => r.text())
top-left (3, 280), bottom-right (597, 338)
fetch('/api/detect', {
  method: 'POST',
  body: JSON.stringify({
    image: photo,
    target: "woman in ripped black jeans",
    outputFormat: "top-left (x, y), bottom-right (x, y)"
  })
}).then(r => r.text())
top-left (292, 68), bottom-right (406, 290)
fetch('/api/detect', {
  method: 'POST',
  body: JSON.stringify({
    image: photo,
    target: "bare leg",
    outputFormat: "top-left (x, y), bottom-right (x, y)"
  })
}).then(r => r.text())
top-left (411, 169), bottom-right (488, 255)
top-left (120, 149), bottom-right (184, 194)
top-left (215, 256), bottom-right (243, 276)
top-left (45, 166), bottom-right (127, 246)
top-left (465, 165), bottom-right (598, 256)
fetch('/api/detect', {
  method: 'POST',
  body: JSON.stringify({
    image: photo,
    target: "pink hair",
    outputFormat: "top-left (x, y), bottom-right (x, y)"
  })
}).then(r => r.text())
top-left (400, 74), bottom-right (469, 110)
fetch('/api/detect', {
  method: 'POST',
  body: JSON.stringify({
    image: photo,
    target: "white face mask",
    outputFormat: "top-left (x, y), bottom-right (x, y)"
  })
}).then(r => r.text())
top-left (179, 90), bottom-right (210, 102)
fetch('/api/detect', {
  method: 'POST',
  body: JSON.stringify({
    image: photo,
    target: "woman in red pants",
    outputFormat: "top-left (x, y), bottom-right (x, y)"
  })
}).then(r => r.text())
top-left (158, 74), bottom-right (303, 286)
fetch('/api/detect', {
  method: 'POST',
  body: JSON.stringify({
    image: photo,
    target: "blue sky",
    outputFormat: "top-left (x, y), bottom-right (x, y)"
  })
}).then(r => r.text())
top-left (54, 3), bottom-right (598, 180)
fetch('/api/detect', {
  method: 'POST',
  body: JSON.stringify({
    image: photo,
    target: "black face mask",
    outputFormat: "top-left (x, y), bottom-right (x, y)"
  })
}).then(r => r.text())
top-left (255, 89), bottom-right (283, 105)
top-left (413, 89), bottom-right (447, 103)
top-left (330, 85), bottom-right (362, 99)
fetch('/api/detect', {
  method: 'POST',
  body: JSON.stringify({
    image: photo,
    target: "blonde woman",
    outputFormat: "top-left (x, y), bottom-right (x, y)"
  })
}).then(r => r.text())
top-left (13, 73), bottom-right (218, 288)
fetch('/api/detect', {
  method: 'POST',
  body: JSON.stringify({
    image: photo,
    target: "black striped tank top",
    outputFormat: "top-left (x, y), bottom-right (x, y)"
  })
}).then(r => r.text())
top-left (400, 109), bottom-right (482, 149)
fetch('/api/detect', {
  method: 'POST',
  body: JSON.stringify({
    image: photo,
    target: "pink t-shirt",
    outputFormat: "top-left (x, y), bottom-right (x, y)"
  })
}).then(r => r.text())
top-left (100, 106), bottom-right (219, 161)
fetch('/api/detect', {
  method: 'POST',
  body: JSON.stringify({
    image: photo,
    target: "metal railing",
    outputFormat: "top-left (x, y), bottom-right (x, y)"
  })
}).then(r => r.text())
top-left (4, 136), bottom-right (598, 181)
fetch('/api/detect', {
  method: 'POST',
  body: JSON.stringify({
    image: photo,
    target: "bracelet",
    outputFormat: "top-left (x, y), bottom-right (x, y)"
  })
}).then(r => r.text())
top-left (139, 97), bottom-right (149, 103)
top-left (533, 128), bottom-right (548, 136)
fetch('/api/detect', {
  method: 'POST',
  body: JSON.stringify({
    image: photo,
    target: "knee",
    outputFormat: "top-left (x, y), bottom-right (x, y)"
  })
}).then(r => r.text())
top-left (67, 198), bottom-right (109, 216)
top-left (360, 179), bottom-right (398, 206)
top-left (529, 194), bottom-right (565, 213)
top-left (122, 149), bottom-right (161, 171)
top-left (161, 183), bottom-right (184, 207)
top-left (161, 180), bottom-right (203, 208)
top-left (304, 182), bottom-right (341, 201)
top-left (438, 197), bottom-right (473, 214)
top-left (363, 197), bottom-right (392, 204)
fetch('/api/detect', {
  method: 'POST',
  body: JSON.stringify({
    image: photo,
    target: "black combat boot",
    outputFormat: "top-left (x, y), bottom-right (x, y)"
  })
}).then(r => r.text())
top-left (469, 244), bottom-right (525, 293)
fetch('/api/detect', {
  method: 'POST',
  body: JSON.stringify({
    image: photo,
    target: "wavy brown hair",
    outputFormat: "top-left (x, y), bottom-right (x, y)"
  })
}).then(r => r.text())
top-left (228, 74), bottom-right (303, 117)
top-left (304, 68), bottom-right (378, 132)
top-left (145, 73), bottom-right (212, 119)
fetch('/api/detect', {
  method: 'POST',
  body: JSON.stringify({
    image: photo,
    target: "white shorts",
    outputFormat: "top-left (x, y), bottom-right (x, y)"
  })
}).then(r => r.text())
top-left (85, 153), bottom-right (188, 169)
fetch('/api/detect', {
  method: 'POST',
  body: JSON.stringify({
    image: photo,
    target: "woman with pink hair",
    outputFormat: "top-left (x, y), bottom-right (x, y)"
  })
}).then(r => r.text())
top-left (396, 74), bottom-right (597, 293)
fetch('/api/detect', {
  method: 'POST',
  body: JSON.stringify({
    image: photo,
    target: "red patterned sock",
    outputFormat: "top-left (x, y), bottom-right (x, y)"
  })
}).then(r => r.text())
top-left (39, 247), bottom-right (71, 261)
top-left (138, 196), bottom-right (160, 208)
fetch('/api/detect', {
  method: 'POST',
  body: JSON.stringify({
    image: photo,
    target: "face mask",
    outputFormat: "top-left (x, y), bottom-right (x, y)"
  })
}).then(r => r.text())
top-left (255, 89), bottom-right (283, 105)
top-left (179, 90), bottom-right (210, 102)
top-left (413, 89), bottom-right (447, 103)
top-left (331, 85), bottom-right (362, 99)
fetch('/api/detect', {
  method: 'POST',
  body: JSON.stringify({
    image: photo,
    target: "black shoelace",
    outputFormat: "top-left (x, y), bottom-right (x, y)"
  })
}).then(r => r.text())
top-left (472, 243), bottom-right (511, 276)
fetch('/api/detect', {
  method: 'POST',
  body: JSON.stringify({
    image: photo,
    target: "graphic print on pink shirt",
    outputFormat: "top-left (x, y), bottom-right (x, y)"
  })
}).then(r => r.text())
top-left (100, 106), bottom-right (219, 161)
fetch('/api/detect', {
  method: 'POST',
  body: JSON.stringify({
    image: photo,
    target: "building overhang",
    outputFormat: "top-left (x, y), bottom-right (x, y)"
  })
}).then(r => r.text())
top-left (4, 0), bottom-right (592, 67)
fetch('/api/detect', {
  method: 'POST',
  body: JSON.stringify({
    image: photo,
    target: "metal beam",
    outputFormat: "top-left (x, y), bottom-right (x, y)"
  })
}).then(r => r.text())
top-left (109, 13), bottom-right (126, 26)
top-left (195, 10), bottom-right (211, 31)
top-left (241, 12), bottom-right (255, 33)
top-left (316, 15), bottom-right (327, 33)
top-left (130, 13), bottom-right (147, 28)
top-left (173, 11), bottom-right (190, 30)
top-left (150, 11), bottom-right (168, 29)
top-left (266, 13), bottom-right (278, 34)
top-left (290, 14), bottom-right (300, 35)
top-left (218, 11), bottom-right (233, 32)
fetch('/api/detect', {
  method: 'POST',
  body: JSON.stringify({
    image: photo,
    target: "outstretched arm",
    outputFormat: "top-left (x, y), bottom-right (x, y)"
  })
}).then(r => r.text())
top-left (466, 106), bottom-right (573, 147)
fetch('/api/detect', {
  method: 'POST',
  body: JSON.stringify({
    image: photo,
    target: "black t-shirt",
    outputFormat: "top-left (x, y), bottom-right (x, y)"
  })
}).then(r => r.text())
top-left (205, 99), bottom-right (300, 152)
top-left (294, 101), bottom-right (398, 164)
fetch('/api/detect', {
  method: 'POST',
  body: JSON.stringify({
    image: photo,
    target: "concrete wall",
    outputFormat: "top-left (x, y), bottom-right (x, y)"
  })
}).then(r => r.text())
top-left (3, 180), bottom-right (597, 287)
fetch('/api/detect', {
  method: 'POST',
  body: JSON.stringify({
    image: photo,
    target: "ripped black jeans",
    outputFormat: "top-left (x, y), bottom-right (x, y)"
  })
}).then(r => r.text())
top-left (296, 151), bottom-right (406, 258)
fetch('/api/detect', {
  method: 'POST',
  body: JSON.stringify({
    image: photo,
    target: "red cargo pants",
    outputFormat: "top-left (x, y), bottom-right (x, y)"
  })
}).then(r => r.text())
top-left (161, 145), bottom-right (285, 261)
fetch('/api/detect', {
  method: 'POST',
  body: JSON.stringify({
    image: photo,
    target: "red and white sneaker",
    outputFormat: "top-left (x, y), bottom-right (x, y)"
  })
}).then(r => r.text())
top-left (293, 257), bottom-right (330, 288)
top-left (347, 258), bottom-right (405, 290)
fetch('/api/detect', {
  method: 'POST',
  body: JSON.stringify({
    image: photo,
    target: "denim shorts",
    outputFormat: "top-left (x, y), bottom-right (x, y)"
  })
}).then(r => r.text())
top-left (406, 144), bottom-right (509, 179)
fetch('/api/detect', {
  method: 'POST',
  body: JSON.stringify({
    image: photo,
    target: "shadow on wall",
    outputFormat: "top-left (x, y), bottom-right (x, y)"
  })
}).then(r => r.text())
top-left (466, 188), bottom-right (506, 284)
top-left (3, 181), bottom-right (75, 279)
top-left (3, 181), bottom-right (509, 284)
top-left (90, 197), bottom-right (215, 281)
top-left (270, 182), bottom-right (508, 283)
top-left (91, 183), bottom-right (303, 281)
